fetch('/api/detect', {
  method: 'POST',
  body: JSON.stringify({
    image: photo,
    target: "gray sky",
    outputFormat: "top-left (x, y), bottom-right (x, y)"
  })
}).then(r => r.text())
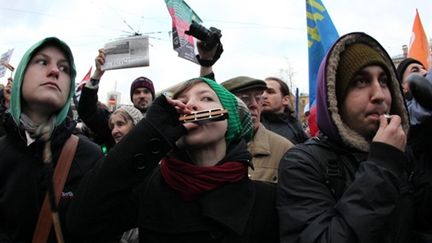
top-left (1, 0), bottom-right (431, 104)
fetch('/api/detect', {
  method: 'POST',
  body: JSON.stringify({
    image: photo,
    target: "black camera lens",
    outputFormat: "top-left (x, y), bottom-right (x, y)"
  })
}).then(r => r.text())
top-left (185, 21), bottom-right (222, 50)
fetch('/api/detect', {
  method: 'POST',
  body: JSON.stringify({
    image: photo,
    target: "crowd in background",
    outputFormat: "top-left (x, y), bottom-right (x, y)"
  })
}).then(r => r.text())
top-left (0, 31), bottom-right (431, 243)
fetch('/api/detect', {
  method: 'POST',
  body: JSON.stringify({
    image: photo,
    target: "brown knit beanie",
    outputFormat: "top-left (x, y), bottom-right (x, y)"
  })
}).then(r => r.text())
top-left (336, 43), bottom-right (389, 103)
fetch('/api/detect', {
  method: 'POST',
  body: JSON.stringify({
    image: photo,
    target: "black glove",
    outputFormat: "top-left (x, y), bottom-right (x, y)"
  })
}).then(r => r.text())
top-left (407, 73), bottom-right (432, 111)
top-left (145, 95), bottom-right (187, 145)
top-left (196, 42), bottom-right (224, 67)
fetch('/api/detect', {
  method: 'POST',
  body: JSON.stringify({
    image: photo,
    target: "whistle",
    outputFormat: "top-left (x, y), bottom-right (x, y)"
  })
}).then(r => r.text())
top-left (384, 114), bottom-right (392, 122)
top-left (179, 108), bottom-right (228, 124)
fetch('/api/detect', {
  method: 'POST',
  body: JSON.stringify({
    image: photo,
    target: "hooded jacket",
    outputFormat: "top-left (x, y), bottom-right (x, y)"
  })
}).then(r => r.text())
top-left (277, 32), bottom-right (412, 243)
top-left (11, 37), bottom-right (77, 126)
top-left (0, 37), bottom-right (102, 242)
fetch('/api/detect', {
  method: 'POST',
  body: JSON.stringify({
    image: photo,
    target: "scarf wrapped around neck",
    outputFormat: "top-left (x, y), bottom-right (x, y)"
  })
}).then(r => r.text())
top-left (20, 113), bottom-right (56, 141)
top-left (160, 157), bottom-right (248, 201)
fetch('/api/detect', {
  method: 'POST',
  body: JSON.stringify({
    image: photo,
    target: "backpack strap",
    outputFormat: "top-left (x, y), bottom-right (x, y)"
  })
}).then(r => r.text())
top-left (297, 138), bottom-right (349, 200)
top-left (326, 158), bottom-right (346, 200)
top-left (32, 134), bottom-right (79, 243)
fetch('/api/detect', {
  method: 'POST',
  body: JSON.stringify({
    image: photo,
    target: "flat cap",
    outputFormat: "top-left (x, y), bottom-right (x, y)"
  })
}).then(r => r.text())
top-left (221, 76), bottom-right (267, 93)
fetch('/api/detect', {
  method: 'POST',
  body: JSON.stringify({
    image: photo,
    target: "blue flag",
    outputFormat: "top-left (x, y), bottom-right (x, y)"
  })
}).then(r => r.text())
top-left (306, 0), bottom-right (338, 106)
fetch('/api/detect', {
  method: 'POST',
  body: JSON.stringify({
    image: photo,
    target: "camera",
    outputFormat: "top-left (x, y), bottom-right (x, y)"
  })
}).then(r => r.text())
top-left (185, 21), bottom-right (222, 50)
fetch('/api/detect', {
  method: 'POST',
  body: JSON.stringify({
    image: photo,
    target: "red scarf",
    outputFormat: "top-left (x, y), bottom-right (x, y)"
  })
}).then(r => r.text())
top-left (160, 157), bottom-right (248, 201)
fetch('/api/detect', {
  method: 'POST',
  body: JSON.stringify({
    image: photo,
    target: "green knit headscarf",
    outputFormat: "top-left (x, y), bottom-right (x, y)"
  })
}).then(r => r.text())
top-left (199, 77), bottom-right (253, 144)
top-left (11, 37), bottom-right (76, 126)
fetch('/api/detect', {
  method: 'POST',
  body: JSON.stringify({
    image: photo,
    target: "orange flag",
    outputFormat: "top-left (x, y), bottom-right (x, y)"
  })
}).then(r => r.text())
top-left (407, 9), bottom-right (431, 69)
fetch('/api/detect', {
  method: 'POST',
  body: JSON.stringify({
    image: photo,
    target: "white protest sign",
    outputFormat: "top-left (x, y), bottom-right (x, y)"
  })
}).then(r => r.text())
top-left (103, 36), bottom-right (149, 71)
top-left (0, 49), bottom-right (14, 78)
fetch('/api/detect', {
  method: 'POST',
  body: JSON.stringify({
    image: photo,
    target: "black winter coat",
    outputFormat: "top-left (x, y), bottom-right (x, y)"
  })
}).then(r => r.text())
top-left (261, 112), bottom-right (309, 144)
top-left (77, 86), bottom-right (115, 149)
top-left (67, 118), bottom-right (279, 243)
top-left (409, 118), bottom-right (432, 241)
top-left (277, 137), bottom-right (413, 243)
top-left (0, 114), bottom-right (103, 242)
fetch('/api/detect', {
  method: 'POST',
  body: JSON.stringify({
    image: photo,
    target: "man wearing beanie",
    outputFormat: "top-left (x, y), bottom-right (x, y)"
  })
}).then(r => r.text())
top-left (396, 57), bottom-right (432, 125)
top-left (78, 49), bottom-right (152, 150)
top-left (130, 76), bottom-right (155, 113)
top-left (396, 57), bottom-right (425, 91)
top-left (277, 32), bottom-right (415, 242)
top-left (397, 58), bottom-right (432, 239)
top-left (221, 76), bottom-right (293, 183)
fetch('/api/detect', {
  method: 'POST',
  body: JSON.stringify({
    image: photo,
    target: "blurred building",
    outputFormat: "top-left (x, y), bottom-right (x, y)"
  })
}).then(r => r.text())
top-left (298, 93), bottom-right (309, 122)
top-left (107, 91), bottom-right (121, 112)
top-left (392, 39), bottom-right (432, 68)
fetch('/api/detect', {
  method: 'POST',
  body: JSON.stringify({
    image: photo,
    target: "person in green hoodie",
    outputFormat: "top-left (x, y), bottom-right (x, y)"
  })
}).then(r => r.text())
top-left (0, 37), bottom-right (102, 242)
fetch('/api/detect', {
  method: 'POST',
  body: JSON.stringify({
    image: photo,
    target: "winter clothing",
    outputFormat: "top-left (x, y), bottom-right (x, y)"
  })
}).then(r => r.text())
top-left (0, 115), bottom-right (102, 242)
top-left (394, 57), bottom-right (432, 126)
top-left (116, 105), bottom-right (143, 125)
top-left (336, 43), bottom-right (390, 103)
top-left (200, 77), bottom-right (253, 144)
top-left (11, 37), bottom-right (76, 126)
top-left (0, 103), bottom-right (7, 137)
top-left (400, 65), bottom-right (432, 240)
top-left (261, 111), bottom-right (309, 144)
top-left (406, 98), bottom-right (432, 125)
top-left (130, 76), bottom-right (155, 101)
top-left (67, 78), bottom-right (278, 242)
top-left (77, 86), bottom-right (115, 149)
top-left (409, 117), bottom-right (432, 240)
top-left (316, 33), bottom-right (408, 152)
top-left (248, 123), bottom-right (293, 183)
top-left (221, 76), bottom-right (267, 93)
top-left (0, 37), bottom-right (102, 242)
top-left (402, 70), bottom-right (432, 125)
top-left (277, 32), bottom-right (413, 243)
top-left (396, 57), bottom-right (423, 82)
top-left (221, 75), bottom-right (294, 183)
top-left (408, 71), bottom-right (432, 111)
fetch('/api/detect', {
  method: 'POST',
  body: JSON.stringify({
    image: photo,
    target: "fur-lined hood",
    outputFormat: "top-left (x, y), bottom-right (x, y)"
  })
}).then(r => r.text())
top-left (316, 32), bottom-right (409, 152)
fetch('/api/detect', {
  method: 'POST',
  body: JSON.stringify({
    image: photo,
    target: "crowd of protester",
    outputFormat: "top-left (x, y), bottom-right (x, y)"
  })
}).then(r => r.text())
top-left (0, 31), bottom-right (431, 243)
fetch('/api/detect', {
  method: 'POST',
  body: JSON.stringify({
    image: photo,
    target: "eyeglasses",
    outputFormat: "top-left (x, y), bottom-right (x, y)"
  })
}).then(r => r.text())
top-left (236, 91), bottom-right (263, 106)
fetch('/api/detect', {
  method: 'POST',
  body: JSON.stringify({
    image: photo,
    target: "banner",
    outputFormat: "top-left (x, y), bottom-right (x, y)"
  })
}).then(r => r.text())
top-left (0, 49), bottom-right (14, 78)
top-left (76, 67), bottom-right (92, 92)
top-left (408, 9), bottom-right (431, 69)
top-left (73, 67), bottom-right (92, 104)
top-left (102, 36), bottom-right (149, 71)
top-left (164, 0), bottom-right (202, 64)
top-left (306, 0), bottom-right (339, 106)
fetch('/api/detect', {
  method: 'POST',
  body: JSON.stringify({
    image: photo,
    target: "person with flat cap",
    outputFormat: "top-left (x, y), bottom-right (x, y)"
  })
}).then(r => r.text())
top-left (221, 76), bottom-right (293, 183)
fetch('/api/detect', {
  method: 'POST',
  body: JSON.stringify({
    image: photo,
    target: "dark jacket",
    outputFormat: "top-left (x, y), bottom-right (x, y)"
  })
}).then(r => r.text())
top-left (67, 118), bottom-right (279, 243)
top-left (0, 103), bottom-right (7, 137)
top-left (0, 114), bottom-right (103, 242)
top-left (277, 32), bottom-right (413, 243)
top-left (261, 112), bottom-right (308, 144)
top-left (77, 86), bottom-right (115, 149)
top-left (409, 118), bottom-right (432, 240)
top-left (277, 137), bottom-right (413, 243)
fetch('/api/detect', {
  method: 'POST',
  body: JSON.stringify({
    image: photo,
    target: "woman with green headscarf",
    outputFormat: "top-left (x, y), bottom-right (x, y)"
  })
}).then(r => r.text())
top-left (67, 77), bottom-right (279, 242)
top-left (0, 37), bottom-right (102, 242)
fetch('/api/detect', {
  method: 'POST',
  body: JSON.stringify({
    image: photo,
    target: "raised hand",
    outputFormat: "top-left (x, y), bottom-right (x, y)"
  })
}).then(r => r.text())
top-left (92, 48), bottom-right (106, 80)
top-left (373, 115), bottom-right (406, 152)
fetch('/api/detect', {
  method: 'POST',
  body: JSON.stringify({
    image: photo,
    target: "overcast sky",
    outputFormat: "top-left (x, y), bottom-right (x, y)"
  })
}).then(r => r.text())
top-left (1, 0), bottom-right (431, 104)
